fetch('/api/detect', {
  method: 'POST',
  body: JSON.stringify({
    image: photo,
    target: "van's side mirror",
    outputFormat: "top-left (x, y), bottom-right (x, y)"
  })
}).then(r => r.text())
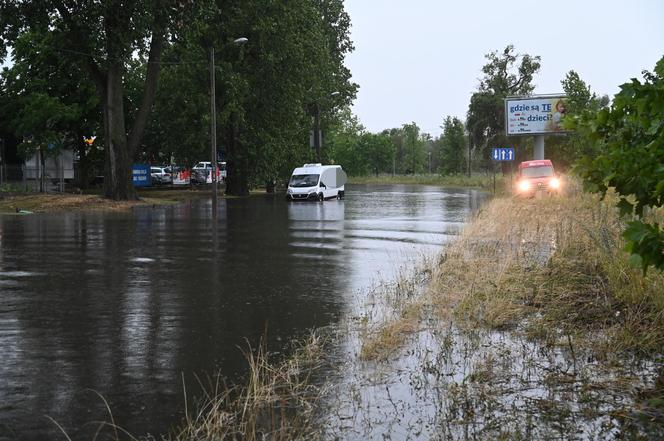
top-left (320, 182), bottom-right (326, 189)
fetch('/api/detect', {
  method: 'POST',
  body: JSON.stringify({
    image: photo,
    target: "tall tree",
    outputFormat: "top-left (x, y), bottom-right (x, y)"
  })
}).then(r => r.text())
top-left (208, 0), bottom-right (356, 195)
top-left (0, 28), bottom-right (101, 187)
top-left (466, 45), bottom-right (541, 163)
top-left (402, 122), bottom-right (426, 174)
top-left (438, 116), bottom-right (467, 174)
top-left (0, 1), bottom-right (199, 199)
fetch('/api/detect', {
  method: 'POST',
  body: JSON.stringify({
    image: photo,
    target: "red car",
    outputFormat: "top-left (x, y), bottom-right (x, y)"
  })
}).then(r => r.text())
top-left (515, 159), bottom-right (562, 196)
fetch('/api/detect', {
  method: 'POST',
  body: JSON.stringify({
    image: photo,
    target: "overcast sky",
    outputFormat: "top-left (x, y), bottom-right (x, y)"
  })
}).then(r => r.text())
top-left (344, 0), bottom-right (664, 136)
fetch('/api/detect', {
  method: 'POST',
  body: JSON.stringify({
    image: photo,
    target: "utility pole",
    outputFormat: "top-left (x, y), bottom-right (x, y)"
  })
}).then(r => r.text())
top-left (467, 132), bottom-right (472, 177)
top-left (534, 135), bottom-right (545, 160)
top-left (210, 46), bottom-right (218, 206)
top-left (0, 138), bottom-right (4, 185)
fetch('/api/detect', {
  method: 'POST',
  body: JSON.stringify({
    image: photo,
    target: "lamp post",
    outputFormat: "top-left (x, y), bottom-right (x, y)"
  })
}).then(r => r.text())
top-left (210, 37), bottom-right (248, 205)
top-left (313, 91), bottom-right (340, 163)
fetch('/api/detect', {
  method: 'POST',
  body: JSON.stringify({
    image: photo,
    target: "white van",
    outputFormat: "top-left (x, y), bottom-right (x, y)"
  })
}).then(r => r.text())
top-left (287, 163), bottom-right (347, 201)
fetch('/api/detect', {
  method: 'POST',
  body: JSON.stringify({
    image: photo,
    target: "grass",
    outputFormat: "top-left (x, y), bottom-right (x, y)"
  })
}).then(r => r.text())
top-left (0, 187), bottom-right (221, 214)
top-left (348, 172), bottom-right (509, 192)
top-left (425, 180), bottom-right (664, 354)
top-left (49, 331), bottom-right (331, 441)
top-left (167, 331), bottom-right (331, 441)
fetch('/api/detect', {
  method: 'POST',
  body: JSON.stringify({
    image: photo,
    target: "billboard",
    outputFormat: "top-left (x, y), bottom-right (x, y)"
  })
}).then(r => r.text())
top-left (505, 95), bottom-right (569, 136)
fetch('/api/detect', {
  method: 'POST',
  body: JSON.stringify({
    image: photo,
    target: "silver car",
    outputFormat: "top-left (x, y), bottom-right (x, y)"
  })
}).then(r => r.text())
top-left (150, 166), bottom-right (172, 185)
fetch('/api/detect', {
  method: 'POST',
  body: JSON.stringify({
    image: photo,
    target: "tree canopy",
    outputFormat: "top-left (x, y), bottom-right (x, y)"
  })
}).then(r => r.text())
top-left (466, 45), bottom-right (541, 163)
top-left (575, 57), bottom-right (664, 271)
top-left (0, 0), bottom-right (357, 197)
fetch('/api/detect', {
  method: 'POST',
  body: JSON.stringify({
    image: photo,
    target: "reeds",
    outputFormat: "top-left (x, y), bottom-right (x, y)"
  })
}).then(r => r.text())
top-left (168, 331), bottom-right (330, 441)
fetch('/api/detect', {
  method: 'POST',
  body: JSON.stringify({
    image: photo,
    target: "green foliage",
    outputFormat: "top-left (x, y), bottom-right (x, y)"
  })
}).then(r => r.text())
top-left (0, 27), bottom-right (102, 185)
top-left (327, 118), bottom-right (432, 176)
top-left (438, 116), bottom-right (467, 174)
top-left (623, 221), bottom-right (664, 272)
top-left (466, 45), bottom-right (541, 162)
top-left (327, 110), bottom-right (395, 176)
top-left (401, 122), bottom-right (427, 174)
top-left (544, 70), bottom-right (610, 170)
top-left (575, 57), bottom-right (664, 272)
top-left (0, 0), bottom-right (357, 195)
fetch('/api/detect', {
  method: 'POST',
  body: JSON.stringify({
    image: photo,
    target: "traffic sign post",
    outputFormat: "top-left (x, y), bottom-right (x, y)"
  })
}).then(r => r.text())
top-left (491, 147), bottom-right (515, 195)
top-left (491, 147), bottom-right (514, 161)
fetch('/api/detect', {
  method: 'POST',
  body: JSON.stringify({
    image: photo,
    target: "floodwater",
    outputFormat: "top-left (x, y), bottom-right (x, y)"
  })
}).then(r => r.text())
top-left (0, 184), bottom-right (485, 440)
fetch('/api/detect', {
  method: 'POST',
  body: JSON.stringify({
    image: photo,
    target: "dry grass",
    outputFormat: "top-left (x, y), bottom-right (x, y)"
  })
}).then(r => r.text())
top-left (360, 301), bottom-right (422, 360)
top-left (0, 188), bottom-right (216, 214)
top-left (427, 181), bottom-right (664, 353)
top-left (358, 178), bottom-right (664, 360)
top-left (168, 331), bottom-right (329, 441)
top-left (0, 194), bottom-right (147, 213)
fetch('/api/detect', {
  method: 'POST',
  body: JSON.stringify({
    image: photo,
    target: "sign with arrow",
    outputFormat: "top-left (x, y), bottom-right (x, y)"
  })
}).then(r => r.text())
top-left (491, 147), bottom-right (515, 161)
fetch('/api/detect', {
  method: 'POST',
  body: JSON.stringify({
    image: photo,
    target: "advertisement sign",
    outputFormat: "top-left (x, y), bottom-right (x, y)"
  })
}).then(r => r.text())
top-left (132, 164), bottom-right (151, 187)
top-left (505, 95), bottom-right (569, 136)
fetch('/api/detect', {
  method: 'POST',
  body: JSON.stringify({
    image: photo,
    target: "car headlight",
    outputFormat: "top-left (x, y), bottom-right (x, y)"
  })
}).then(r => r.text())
top-left (287, 188), bottom-right (292, 194)
top-left (549, 178), bottom-right (560, 189)
top-left (518, 180), bottom-right (530, 192)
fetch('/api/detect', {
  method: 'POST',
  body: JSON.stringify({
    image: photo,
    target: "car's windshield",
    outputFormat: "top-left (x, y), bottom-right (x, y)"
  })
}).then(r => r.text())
top-left (521, 166), bottom-right (554, 178)
top-left (290, 174), bottom-right (319, 188)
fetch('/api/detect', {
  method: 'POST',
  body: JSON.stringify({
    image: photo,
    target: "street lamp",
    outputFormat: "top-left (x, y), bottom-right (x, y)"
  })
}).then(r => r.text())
top-left (313, 91), bottom-right (340, 163)
top-left (210, 37), bottom-right (248, 205)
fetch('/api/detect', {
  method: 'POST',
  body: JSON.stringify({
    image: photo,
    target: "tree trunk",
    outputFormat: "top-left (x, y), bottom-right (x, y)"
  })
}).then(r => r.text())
top-left (224, 113), bottom-right (250, 196)
top-left (103, 64), bottom-right (136, 200)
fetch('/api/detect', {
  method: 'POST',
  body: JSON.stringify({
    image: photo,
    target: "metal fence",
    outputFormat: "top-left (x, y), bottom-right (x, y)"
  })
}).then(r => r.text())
top-left (0, 164), bottom-right (75, 193)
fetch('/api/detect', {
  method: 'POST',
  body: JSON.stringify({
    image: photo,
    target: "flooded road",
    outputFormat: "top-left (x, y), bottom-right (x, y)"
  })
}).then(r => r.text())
top-left (0, 184), bottom-right (485, 440)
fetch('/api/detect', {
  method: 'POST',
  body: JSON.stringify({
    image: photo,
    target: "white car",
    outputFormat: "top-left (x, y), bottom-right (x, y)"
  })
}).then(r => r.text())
top-left (193, 161), bottom-right (227, 181)
top-left (193, 161), bottom-right (212, 171)
top-left (150, 166), bottom-right (172, 185)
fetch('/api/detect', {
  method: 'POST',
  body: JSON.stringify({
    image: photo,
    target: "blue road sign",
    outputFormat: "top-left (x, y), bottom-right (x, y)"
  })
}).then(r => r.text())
top-left (491, 147), bottom-right (515, 161)
top-left (132, 164), bottom-right (152, 187)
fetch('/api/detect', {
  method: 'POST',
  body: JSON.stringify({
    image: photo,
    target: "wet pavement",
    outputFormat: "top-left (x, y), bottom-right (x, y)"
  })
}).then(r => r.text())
top-left (0, 184), bottom-right (484, 440)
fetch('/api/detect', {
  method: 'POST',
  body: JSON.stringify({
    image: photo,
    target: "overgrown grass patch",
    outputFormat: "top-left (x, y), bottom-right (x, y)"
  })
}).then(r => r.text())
top-left (348, 173), bottom-right (507, 191)
top-left (426, 183), bottom-right (664, 354)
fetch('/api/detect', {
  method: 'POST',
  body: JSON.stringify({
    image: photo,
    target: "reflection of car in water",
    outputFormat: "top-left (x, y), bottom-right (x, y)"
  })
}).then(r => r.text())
top-left (286, 163), bottom-right (347, 201)
top-left (515, 159), bottom-right (562, 196)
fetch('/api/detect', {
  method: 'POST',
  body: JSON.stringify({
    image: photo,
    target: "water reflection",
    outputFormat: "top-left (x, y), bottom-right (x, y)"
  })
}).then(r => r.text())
top-left (0, 184), bottom-right (485, 440)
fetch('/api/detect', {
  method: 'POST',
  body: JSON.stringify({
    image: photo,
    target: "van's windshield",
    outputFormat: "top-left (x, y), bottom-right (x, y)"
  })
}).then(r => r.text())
top-left (290, 174), bottom-right (319, 187)
top-left (521, 166), bottom-right (554, 178)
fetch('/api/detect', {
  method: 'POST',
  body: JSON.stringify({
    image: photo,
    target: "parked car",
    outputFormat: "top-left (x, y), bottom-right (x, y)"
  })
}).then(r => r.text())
top-left (192, 161), bottom-right (212, 171)
top-left (192, 161), bottom-right (227, 182)
top-left (150, 166), bottom-right (172, 185)
top-left (190, 168), bottom-right (208, 185)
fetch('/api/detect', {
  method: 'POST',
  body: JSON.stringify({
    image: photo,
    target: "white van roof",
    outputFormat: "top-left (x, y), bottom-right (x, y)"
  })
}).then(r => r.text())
top-left (292, 163), bottom-right (343, 174)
